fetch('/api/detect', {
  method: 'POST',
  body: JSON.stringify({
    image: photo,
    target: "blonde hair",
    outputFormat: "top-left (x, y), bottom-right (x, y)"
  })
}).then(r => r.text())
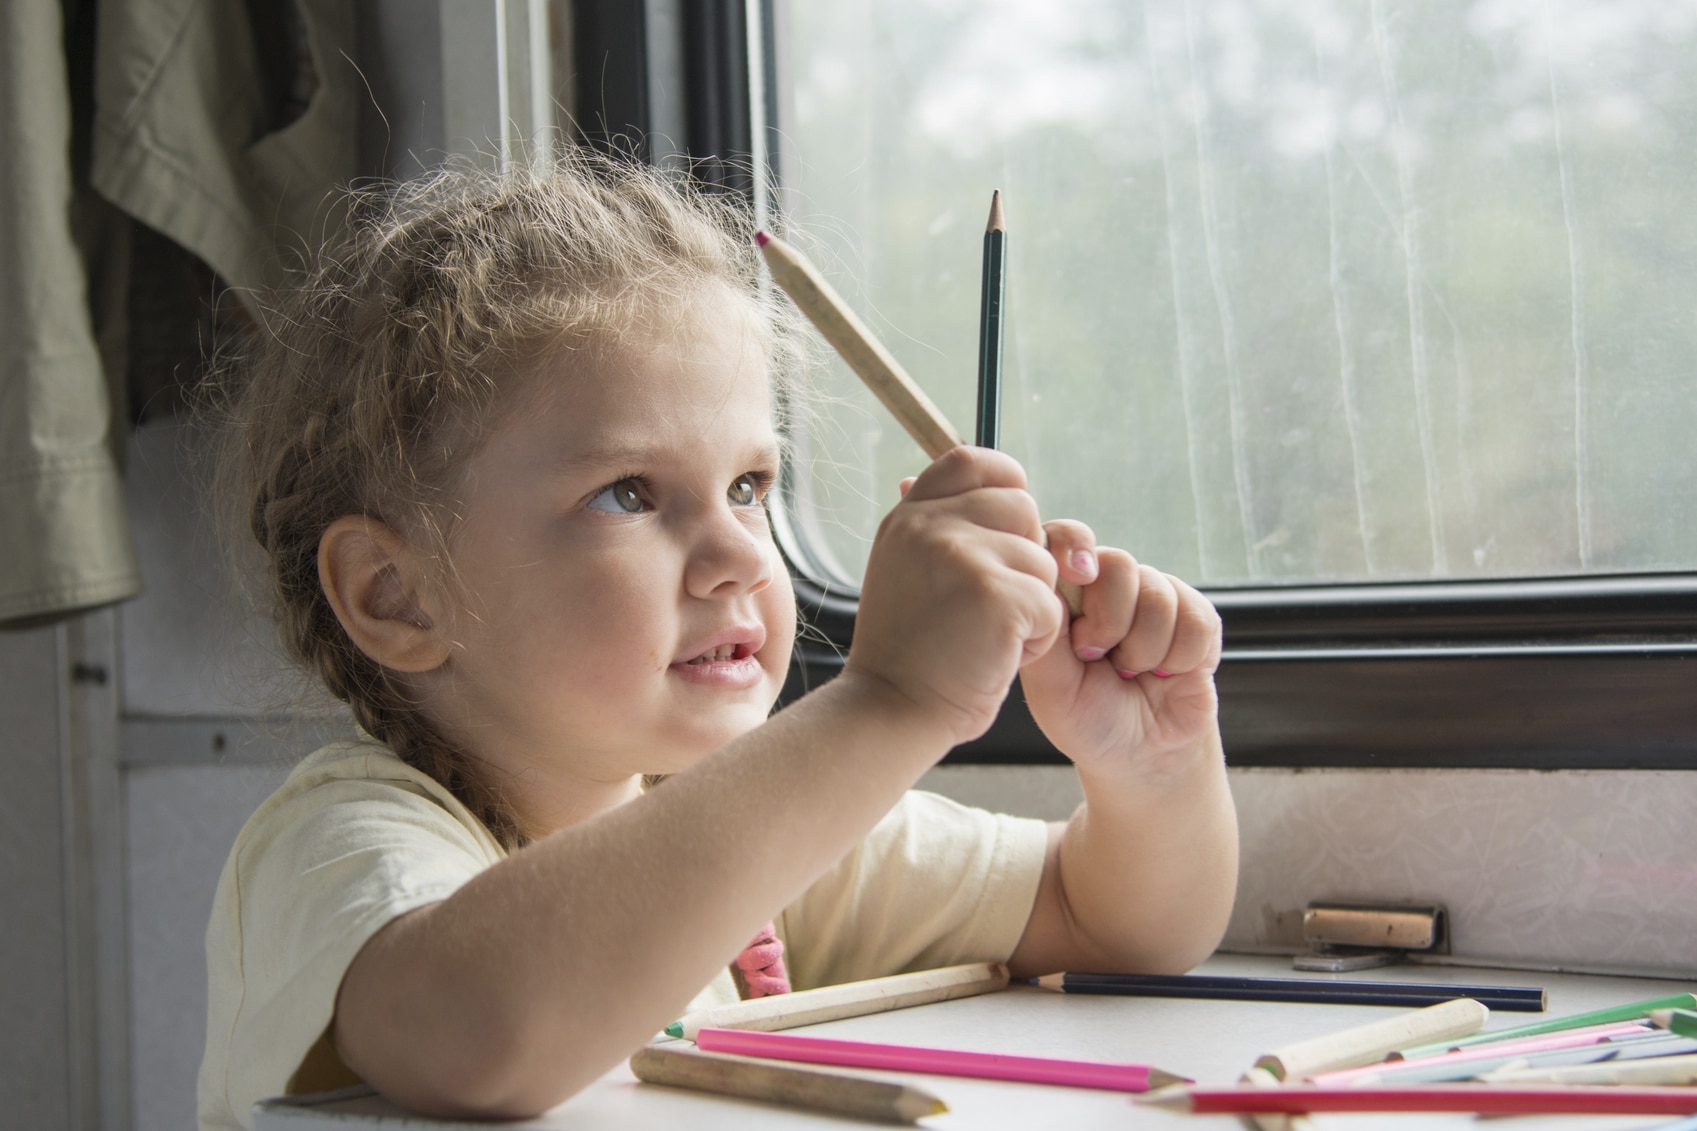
top-left (216, 151), bottom-right (800, 847)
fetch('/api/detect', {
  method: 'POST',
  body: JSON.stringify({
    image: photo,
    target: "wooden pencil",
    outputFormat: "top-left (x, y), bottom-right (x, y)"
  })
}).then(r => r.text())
top-left (756, 231), bottom-right (961, 460)
top-left (664, 961), bottom-right (1008, 1040)
top-left (1254, 997), bottom-right (1489, 1081)
top-left (975, 190), bottom-right (1007, 450)
top-left (630, 1043), bottom-right (947, 1124)
top-left (756, 227), bottom-right (1084, 616)
top-left (1141, 1083), bottom-right (1697, 1116)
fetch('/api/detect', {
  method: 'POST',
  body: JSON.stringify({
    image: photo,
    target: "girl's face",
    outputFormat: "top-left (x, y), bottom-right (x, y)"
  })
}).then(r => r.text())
top-left (422, 295), bottom-right (796, 823)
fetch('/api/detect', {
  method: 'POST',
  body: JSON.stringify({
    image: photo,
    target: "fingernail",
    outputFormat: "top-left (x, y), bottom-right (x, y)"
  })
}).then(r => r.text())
top-left (1152, 669), bottom-right (1173, 678)
top-left (1115, 668), bottom-right (1139, 680)
top-left (1076, 646), bottom-right (1106, 662)
top-left (1069, 550), bottom-right (1098, 581)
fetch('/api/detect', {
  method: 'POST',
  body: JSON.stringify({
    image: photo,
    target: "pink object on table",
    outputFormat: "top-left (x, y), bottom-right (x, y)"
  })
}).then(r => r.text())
top-left (693, 1027), bottom-right (1189, 1092)
top-left (733, 921), bottom-right (790, 998)
top-left (1309, 1020), bottom-right (1653, 1086)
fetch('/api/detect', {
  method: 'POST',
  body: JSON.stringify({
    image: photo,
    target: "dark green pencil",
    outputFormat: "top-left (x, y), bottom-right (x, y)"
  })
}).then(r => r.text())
top-left (975, 190), bottom-right (1006, 449)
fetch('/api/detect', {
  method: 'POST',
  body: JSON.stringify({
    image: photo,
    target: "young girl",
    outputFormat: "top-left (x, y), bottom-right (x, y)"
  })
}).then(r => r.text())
top-left (197, 152), bottom-right (1238, 1130)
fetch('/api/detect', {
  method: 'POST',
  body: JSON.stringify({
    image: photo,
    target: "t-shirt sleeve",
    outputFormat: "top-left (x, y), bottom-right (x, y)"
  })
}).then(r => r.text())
top-left (777, 790), bottom-right (1050, 991)
top-left (203, 752), bottom-right (501, 1130)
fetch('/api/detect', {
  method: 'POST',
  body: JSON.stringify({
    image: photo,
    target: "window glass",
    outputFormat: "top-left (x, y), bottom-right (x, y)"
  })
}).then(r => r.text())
top-left (775, 0), bottom-right (1697, 589)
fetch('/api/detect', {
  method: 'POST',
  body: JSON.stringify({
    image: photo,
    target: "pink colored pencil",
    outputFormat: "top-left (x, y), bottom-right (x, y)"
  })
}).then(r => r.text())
top-left (693, 1027), bottom-right (1189, 1092)
top-left (1145, 1084), bottom-right (1697, 1116)
top-left (1309, 1020), bottom-right (1652, 1085)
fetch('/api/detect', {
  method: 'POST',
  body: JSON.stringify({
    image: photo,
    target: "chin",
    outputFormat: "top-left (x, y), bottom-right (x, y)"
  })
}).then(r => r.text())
top-left (654, 715), bottom-right (770, 774)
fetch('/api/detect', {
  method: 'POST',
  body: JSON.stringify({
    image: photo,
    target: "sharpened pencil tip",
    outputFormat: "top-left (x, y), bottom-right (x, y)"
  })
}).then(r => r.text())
top-left (664, 1022), bottom-right (683, 1039)
top-left (1148, 1068), bottom-right (1194, 1089)
top-left (986, 191), bottom-right (1005, 233)
top-left (1136, 1084), bottom-right (1193, 1110)
top-left (755, 229), bottom-right (772, 248)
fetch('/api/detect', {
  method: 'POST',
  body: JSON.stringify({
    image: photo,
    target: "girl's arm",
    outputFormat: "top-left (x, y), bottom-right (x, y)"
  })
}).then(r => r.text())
top-left (330, 448), bottom-right (1065, 1119)
top-left (1006, 533), bottom-right (1240, 979)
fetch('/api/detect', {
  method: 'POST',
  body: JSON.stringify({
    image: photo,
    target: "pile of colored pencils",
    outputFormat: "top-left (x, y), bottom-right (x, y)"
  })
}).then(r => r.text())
top-left (1141, 993), bottom-right (1697, 1121)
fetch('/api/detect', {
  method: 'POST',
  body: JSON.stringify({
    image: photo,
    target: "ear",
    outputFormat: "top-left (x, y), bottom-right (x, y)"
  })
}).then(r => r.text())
top-left (318, 516), bottom-right (452, 673)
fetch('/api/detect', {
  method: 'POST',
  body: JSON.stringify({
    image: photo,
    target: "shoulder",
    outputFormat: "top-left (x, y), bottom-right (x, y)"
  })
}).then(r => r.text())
top-left (200, 740), bottom-right (500, 1129)
top-left (248, 739), bottom-right (499, 849)
top-left (219, 738), bottom-right (506, 904)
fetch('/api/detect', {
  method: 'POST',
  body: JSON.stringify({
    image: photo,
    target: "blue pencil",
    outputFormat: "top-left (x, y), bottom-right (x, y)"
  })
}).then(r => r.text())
top-left (1033, 972), bottom-right (1547, 1012)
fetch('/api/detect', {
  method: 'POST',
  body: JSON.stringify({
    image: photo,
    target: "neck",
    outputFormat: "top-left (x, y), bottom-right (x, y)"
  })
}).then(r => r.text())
top-left (482, 759), bottom-right (645, 842)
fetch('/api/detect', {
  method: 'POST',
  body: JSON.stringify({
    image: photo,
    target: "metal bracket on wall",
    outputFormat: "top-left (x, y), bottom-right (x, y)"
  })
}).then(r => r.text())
top-left (1293, 901), bottom-right (1448, 972)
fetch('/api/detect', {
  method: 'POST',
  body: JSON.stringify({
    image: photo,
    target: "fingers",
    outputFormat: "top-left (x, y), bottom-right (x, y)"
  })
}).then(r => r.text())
top-left (893, 448), bottom-right (1045, 544)
top-left (902, 446), bottom-right (1029, 502)
top-left (1042, 519), bottom-right (1101, 587)
top-left (896, 449), bottom-right (1221, 678)
top-left (1069, 554), bottom-right (1222, 677)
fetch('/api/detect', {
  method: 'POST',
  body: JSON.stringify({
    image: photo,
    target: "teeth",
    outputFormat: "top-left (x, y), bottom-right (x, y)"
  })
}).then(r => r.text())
top-left (690, 644), bottom-right (739, 664)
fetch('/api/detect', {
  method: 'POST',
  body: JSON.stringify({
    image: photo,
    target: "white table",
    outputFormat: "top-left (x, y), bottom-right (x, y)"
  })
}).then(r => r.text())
top-left (255, 955), bottom-right (1696, 1130)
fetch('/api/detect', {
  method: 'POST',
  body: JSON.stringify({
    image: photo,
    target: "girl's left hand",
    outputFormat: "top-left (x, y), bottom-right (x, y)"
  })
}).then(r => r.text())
top-left (1018, 520), bottom-right (1223, 779)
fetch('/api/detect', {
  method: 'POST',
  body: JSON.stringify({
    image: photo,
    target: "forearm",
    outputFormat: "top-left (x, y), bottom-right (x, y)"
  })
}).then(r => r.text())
top-left (335, 669), bottom-right (955, 1118)
top-left (1015, 729), bottom-right (1237, 978)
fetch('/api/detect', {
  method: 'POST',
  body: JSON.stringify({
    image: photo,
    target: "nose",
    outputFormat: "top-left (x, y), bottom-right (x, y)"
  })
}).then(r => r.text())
top-left (683, 503), bottom-right (775, 600)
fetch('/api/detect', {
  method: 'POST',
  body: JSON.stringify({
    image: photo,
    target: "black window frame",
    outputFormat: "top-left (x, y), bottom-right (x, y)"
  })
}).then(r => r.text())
top-left (574, 0), bottom-right (1697, 773)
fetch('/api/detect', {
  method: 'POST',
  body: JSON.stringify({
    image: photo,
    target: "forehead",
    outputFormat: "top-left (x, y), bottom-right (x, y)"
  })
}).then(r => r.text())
top-left (505, 296), bottom-right (778, 461)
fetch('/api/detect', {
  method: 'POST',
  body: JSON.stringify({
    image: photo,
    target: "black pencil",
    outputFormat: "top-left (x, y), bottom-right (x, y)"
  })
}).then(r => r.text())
top-left (975, 190), bottom-right (1006, 449)
top-left (1033, 972), bottom-right (1547, 1012)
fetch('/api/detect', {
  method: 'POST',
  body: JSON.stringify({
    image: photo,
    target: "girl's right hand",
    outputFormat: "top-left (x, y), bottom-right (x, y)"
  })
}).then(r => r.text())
top-left (844, 447), bottom-right (1065, 749)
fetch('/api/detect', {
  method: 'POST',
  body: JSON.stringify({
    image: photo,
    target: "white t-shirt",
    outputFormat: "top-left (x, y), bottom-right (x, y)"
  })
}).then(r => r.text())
top-left (197, 740), bottom-right (1049, 1131)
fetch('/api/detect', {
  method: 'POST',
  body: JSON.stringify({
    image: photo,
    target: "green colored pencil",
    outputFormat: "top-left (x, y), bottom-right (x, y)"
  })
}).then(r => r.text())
top-left (1397, 993), bottom-right (1697, 1060)
top-left (1652, 1008), bottom-right (1697, 1039)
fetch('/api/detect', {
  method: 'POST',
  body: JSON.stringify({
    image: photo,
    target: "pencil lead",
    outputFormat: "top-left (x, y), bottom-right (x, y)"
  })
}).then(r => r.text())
top-left (755, 230), bottom-right (772, 248)
top-left (986, 190), bottom-right (1005, 234)
top-left (664, 1021), bottom-right (684, 1038)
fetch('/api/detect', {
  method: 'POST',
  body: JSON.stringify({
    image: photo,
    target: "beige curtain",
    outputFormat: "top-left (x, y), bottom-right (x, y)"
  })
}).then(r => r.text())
top-left (0, 0), bottom-right (356, 627)
top-left (0, 0), bottom-right (139, 625)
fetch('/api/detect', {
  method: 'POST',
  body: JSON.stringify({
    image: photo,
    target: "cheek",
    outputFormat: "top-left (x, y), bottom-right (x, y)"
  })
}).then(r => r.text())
top-left (762, 564), bottom-right (798, 668)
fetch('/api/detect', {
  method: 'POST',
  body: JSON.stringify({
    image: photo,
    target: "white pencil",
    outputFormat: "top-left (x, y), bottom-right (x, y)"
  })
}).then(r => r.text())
top-left (664, 961), bottom-right (1009, 1041)
top-left (1255, 997), bottom-right (1490, 1081)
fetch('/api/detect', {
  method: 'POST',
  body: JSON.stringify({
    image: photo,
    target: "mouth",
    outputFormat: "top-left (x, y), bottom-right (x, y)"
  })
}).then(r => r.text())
top-left (685, 641), bottom-right (756, 665)
top-left (676, 625), bottom-right (767, 667)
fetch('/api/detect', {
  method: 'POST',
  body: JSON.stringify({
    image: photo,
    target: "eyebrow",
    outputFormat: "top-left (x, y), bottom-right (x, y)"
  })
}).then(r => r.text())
top-left (552, 440), bottom-right (783, 477)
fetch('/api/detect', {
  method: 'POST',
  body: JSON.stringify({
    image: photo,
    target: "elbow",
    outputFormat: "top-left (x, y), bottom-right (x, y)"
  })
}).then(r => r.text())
top-left (340, 1010), bottom-right (611, 1121)
top-left (1149, 914), bottom-right (1233, 975)
top-left (361, 1036), bottom-right (596, 1121)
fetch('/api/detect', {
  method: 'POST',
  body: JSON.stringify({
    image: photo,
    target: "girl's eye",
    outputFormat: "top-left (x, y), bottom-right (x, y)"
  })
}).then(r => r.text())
top-left (587, 478), bottom-right (647, 514)
top-left (728, 472), bottom-right (772, 507)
